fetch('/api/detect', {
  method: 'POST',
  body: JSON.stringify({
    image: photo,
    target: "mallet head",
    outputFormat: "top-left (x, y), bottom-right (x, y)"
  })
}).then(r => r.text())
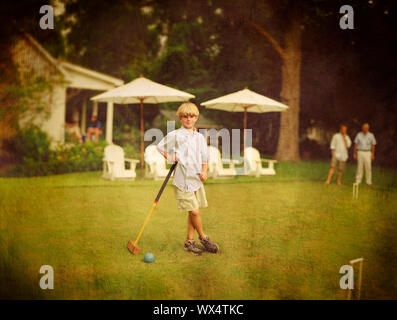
top-left (127, 240), bottom-right (141, 255)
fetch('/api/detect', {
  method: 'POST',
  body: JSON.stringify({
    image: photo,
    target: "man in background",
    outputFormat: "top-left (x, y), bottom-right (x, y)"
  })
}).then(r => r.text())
top-left (354, 123), bottom-right (376, 186)
top-left (325, 124), bottom-right (352, 185)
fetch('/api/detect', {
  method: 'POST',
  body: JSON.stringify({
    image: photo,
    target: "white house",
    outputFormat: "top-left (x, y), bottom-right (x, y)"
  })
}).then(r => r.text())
top-left (10, 34), bottom-right (124, 147)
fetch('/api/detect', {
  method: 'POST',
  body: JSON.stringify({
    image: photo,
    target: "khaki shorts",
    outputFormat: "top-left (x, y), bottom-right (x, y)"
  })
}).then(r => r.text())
top-left (331, 155), bottom-right (346, 171)
top-left (174, 185), bottom-right (208, 212)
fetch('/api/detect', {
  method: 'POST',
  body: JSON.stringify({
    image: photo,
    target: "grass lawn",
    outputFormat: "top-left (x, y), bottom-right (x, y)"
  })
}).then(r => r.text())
top-left (0, 161), bottom-right (396, 299)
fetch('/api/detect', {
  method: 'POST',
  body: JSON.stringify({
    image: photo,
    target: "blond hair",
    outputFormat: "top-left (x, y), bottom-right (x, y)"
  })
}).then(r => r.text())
top-left (176, 102), bottom-right (199, 117)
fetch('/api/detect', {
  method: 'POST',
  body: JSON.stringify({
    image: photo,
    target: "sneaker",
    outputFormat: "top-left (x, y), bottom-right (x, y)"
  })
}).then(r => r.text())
top-left (184, 240), bottom-right (204, 256)
top-left (199, 235), bottom-right (219, 253)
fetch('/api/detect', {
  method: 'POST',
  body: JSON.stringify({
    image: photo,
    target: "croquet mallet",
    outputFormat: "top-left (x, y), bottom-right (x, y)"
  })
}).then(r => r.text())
top-left (127, 162), bottom-right (177, 255)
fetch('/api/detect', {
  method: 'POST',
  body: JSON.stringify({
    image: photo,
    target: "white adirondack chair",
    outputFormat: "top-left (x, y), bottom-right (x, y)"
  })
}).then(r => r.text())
top-left (244, 147), bottom-right (277, 177)
top-left (102, 144), bottom-right (139, 180)
top-left (144, 145), bottom-right (169, 180)
top-left (208, 146), bottom-right (237, 179)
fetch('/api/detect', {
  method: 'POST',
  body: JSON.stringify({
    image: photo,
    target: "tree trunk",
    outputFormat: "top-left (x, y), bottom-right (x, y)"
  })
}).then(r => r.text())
top-left (275, 14), bottom-right (302, 161)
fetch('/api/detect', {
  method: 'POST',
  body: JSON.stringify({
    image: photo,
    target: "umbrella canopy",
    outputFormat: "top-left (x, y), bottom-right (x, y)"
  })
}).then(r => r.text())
top-left (201, 88), bottom-right (288, 113)
top-left (201, 88), bottom-right (288, 151)
top-left (91, 76), bottom-right (195, 104)
top-left (91, 75), bottom-right (195, 171)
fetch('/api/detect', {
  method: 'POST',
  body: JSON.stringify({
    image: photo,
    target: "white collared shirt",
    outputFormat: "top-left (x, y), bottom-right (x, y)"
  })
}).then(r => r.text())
top-left (157, 127), bottom-right (209, 192)
top-left (330, 133), bottom-right (352, 161)
top-left (354, 131), bottom-right (376, 151)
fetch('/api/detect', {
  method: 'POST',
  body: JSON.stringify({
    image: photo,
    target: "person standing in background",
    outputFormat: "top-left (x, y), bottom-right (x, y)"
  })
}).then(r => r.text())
top-left (354, 123), bottom-right (377, 186)
top-left (325, 124), bottom-right (352, 185)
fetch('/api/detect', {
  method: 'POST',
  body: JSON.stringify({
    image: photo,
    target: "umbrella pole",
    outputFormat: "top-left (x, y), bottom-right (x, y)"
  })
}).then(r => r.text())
top-left (243, 106), bottom-right (247, 155)
top-left (140, 98), bottom-right (144, 173)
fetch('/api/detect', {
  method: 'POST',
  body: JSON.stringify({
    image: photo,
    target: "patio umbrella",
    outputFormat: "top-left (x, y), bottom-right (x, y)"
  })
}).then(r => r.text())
top-left (91, 75), bottom-right (195, 170)
top-left (201, 88), bottom-right (288, 150)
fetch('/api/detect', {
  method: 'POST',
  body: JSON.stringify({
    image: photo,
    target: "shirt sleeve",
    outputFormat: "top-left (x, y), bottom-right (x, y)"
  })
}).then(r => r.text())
top-left (346, 136), bottom-right (352, 148)
top-left (157, 131), bottom-right (176, 156)
top-left (200, 134), bottom-right (209, 163)
top-left (372, 134), bottom-right (377, 145)
top-left (330, 134), bottom-right (336, 150)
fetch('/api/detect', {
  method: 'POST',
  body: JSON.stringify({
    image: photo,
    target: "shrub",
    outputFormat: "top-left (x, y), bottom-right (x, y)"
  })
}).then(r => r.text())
top-left (122, 143), bottom-right (139, 160)
top-left (5, 126), bottom-right (108, 177)
top-left (48, 141), bottom-right (108, 174)
top-left (11, 125), bottom-right (51, 162)
top-left (113, 126), bottom-right (141, 153)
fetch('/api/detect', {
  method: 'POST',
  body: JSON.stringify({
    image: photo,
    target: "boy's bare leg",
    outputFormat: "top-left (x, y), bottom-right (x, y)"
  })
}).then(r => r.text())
top-left (87, 127), bottom-right (94, 141)
top-left (94, 129), bottom-right (100, 142)
top-left (184, 212), bottom-right (205, 255)
top-left (189, 210), bottom-right (205, 239)
top-left (325, 167), bottom-right (334, 184)
top-left (337, 170), bottom-right (342, 185)
top-left (187, 214), bottom-right (195, 241)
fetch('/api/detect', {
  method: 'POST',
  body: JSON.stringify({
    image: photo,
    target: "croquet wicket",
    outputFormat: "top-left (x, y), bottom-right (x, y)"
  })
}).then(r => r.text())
top-left (347, 258), bottom-right (364, 300)
top-left (352, 183), bottom-right (359, 199)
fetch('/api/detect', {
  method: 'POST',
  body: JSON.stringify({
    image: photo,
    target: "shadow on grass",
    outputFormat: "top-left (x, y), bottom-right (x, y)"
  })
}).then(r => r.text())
top-left (0, 232), bottom-right (45, 299)
top-left (363, 220), bottom-right (396, 299)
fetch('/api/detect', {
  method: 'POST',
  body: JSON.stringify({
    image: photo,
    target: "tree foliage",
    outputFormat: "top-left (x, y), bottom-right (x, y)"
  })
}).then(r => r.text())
top-left (1, 0), bottom-right (395, 166)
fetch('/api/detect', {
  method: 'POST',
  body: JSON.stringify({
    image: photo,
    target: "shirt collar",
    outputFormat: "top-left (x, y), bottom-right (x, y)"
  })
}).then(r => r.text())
top-left (179, 126), bottom-right (197, 136)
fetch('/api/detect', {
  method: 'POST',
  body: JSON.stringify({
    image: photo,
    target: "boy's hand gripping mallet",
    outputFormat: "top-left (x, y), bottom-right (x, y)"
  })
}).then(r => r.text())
top-left (127, 162), bottom-right (177, 255)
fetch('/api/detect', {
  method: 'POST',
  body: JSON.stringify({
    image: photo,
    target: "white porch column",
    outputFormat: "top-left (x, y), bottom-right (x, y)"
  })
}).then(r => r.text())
top-left (81, 100), bottom-right (87, 135)
top-left (106, 101), bottom-right (113, 144)
top-left (93, 101), bottom-right (98, 116)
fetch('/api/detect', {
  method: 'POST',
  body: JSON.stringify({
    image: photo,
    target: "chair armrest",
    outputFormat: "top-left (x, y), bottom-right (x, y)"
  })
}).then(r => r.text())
top-left (125, 158), bottom-right (140, 163)
top-left (221, 158), bottom-right (238, 169)
top-left (222, 159), bottom-right (241, 164)
top-left (231, 159), bottom-right (242, 165)
top-left (259, 158), bottom-right (277, 171)
top-left (260, 159), bottom-right (277, 163)
top-left (125, 158), bottom-right (139, 171)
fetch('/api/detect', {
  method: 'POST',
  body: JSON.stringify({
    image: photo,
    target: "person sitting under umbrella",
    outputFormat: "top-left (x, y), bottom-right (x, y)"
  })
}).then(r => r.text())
top-left (86, 115), bottom-right (103, 142)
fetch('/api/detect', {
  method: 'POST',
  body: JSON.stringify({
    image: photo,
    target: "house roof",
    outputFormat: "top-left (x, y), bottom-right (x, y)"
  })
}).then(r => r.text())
top-left (18, 34), bottom-right (124, 91)
top-left (60, 61), bottom-right (124, 90)
top-left (59, 60), bottom-right (124, 89)
top-left (23, 33), bottom-right (68, 76)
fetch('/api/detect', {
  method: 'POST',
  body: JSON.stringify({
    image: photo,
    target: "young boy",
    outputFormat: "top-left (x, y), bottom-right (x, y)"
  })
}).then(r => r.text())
top-left (157, 102), bottom-right (219, 255)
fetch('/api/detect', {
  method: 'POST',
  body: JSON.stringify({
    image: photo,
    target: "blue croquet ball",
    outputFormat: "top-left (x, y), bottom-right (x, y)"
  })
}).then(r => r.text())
top-left (144, 252), bottom-right (155, 263)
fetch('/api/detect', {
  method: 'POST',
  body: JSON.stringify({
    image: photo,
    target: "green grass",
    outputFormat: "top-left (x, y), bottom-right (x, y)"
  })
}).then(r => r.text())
top-left (0, 161), bottom-right (396, 299)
